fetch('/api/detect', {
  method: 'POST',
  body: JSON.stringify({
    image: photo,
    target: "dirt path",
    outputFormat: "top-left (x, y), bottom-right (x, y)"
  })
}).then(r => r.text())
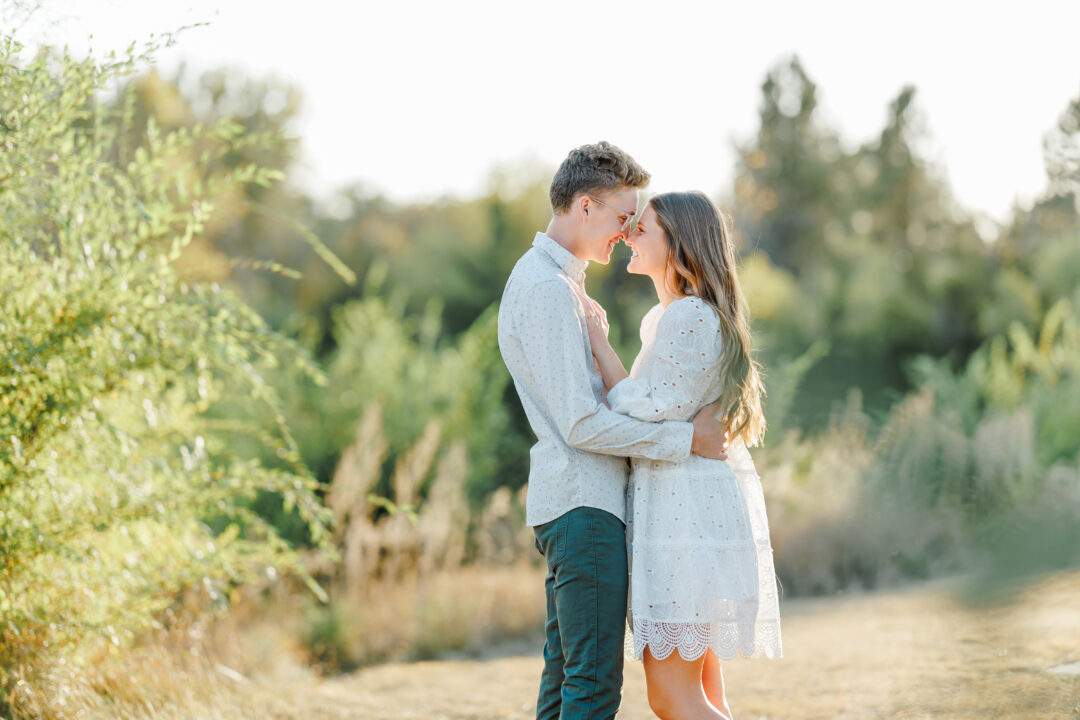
top-left (281, 572), bottom-right (1080, 720)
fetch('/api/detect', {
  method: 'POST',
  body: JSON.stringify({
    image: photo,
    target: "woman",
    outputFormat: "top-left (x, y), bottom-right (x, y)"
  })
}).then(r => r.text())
top-left (580, 191), bottom-right (781, 720)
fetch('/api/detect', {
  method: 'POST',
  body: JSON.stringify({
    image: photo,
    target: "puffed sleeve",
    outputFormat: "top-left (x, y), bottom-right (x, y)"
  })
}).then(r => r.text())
top-left (607, 297), bottom-right (721, 422)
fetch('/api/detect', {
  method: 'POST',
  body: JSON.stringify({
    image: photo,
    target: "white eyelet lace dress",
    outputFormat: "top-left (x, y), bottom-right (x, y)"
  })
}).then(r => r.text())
top-left (607, 296), bottom-right (782, 662)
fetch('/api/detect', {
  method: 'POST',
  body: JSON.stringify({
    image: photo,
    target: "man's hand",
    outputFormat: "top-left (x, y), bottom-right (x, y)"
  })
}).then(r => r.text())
top-left (690, 403), bottom-right (729, 461)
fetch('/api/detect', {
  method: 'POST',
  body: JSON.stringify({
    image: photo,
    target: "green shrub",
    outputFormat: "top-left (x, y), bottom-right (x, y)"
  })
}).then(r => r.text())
top-left (766, 301), bottom-right (1080, 594)
top-left (275, 270), bottom-right (528, 511)
top-left (0, 35), bottom-right (333, 711)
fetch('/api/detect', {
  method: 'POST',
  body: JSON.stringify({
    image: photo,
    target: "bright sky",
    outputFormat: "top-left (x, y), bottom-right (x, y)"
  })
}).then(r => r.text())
top-left (13, 1), bottom-right (1080, 224)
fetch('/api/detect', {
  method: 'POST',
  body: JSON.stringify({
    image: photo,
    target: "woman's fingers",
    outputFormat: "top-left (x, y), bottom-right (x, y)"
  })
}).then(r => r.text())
top-left (592, 301), bottom-right (609, 333)
top-left (586, 297), bottom-right (607, 329)
top-left (569, 285), bottom-right (609, 337)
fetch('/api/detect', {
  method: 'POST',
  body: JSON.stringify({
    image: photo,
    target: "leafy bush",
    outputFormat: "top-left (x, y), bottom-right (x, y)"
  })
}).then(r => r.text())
top-left (0, 35), bottom-right (333, 711)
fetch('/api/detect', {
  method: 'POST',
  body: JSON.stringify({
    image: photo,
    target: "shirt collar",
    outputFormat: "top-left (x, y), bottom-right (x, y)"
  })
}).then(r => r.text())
top-left (533, 232), bottom-right (587, 285)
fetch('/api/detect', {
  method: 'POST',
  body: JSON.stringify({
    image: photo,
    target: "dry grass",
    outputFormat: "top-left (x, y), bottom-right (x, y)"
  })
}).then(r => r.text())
top-left (3, 588), bottom-right (319, 720)
top-left (298, 405), bottom-right (539, 672)
top-left (9, 569), bottom-right (1078, 719)
top-left (303, 564), bottom-right (546, 669)
top-left (299, 570), bottom-right (1080, 720)
top-left (716, 571), bottom-right (1080, 719)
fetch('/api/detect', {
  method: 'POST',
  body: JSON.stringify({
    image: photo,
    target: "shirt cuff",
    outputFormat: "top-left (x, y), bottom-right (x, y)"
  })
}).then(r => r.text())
top-left (666, 421), bottom-right (695, 462)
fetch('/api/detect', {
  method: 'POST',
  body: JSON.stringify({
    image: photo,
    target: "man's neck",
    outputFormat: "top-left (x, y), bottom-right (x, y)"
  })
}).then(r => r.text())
top-left (545, 216), bottom-right (588, 263)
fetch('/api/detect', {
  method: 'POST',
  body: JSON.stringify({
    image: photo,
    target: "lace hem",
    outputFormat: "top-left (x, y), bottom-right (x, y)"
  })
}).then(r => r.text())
top-left (626, 617), bottom-right (782, 662)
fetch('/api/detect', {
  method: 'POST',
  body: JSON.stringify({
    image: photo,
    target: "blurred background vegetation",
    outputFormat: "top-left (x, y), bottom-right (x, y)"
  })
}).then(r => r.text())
top-left (1, 23), bottom-right (1078, 719)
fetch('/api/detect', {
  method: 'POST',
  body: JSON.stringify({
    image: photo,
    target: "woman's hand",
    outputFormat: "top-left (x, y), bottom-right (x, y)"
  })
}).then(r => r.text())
top-left (571, 285), bottom-right (610, 351)
top-left (572, 286), bottom-right (627, 390)
top-left (580, 294), bottom-right (610, 351)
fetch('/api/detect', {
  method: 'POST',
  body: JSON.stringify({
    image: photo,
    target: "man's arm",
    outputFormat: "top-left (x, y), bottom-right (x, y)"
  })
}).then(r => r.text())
top-left (515, 278), bottom-right (727, 460)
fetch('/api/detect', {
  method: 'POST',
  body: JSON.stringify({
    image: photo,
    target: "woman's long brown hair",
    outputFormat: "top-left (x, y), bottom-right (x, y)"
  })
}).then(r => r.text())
top-left (650, 191), bottom-right (766, 445)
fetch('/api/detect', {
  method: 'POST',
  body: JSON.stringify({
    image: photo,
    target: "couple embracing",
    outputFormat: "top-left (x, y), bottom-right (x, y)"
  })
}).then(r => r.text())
top-left (497, 142), bottom-right (782, 720)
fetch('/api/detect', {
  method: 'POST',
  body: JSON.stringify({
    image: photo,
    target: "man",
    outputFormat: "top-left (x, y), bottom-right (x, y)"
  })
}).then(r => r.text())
top-left (497, 141), bottom-right (730, 720)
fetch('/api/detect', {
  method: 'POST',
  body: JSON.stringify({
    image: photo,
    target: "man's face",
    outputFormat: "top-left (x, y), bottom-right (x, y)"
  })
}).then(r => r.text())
top-left (580, 187), bottom-right (639, 265)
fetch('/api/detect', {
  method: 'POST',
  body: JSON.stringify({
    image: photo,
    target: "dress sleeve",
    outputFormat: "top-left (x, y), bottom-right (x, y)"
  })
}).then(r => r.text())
top-left (607, 297), bottom-right (721, 423)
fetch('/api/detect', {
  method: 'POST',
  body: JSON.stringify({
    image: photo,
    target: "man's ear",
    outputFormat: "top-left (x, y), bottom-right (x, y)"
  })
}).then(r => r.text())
top-left (576, 194), bottom-right (590, 223)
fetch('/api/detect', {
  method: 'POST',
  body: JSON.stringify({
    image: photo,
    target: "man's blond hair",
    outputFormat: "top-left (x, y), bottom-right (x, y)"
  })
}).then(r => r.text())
top-left (549, 141), bottom-right (650, 214)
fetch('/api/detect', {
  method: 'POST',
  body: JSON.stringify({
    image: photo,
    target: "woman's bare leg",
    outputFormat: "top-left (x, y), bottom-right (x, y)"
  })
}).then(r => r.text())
top-left (701, 650), bottom-right (732, 719)
top-left (642, 646), bottom-right (726, 720)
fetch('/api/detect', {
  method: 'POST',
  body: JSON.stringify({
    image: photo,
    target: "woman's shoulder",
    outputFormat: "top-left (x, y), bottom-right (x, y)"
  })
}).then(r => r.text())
top-left (642, 302), bottom-right (665, 324)
top-left (660, 295), bottom-right (720, 329)
top-left (638, 302), bottom-right (665, 341)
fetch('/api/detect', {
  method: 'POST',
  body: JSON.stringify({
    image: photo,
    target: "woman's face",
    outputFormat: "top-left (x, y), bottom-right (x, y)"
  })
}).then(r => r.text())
top-left (625, 204), bottom-right (668, 277)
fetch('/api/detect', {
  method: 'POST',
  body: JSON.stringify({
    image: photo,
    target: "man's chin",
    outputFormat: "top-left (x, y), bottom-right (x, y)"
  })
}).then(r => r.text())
top-left (594, 244), bottom-right (619, 265)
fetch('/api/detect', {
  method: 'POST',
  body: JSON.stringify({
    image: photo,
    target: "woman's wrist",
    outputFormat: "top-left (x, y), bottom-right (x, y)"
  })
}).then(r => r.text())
top-left (596, 347), bottom-right (628, 389)
top-left (604, 367), bottom-right (629, 390)
top-left (595, 339), bottom-right (617, 361)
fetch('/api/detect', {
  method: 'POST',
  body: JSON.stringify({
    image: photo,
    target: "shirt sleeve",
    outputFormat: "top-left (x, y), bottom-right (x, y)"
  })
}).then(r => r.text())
top-left (607, 298), bottom-right (721, 422)
top-left (516, 277), bottom-right (693, 461)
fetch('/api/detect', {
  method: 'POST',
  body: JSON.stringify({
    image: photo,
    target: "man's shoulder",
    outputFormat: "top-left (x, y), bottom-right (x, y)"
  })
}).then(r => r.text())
top-left (503, 249), bottom-right (573, 302)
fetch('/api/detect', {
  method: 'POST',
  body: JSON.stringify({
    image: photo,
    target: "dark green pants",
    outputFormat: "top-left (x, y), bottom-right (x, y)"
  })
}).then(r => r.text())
top-left (533, 507), bottom-right (628, 720)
